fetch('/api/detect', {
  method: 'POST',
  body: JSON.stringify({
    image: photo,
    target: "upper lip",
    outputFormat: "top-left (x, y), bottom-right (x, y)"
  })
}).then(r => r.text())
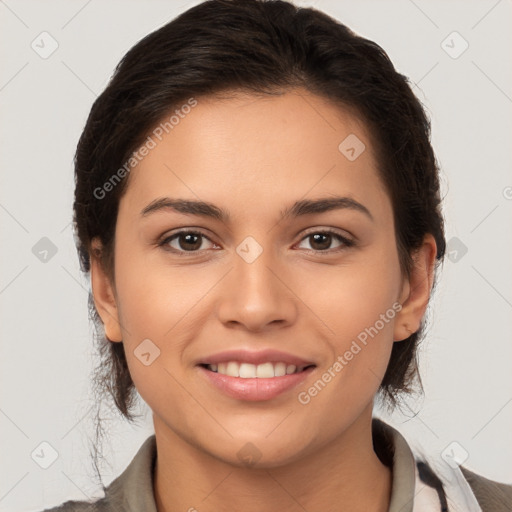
top-left (197, 349), bottom-right (316, 367)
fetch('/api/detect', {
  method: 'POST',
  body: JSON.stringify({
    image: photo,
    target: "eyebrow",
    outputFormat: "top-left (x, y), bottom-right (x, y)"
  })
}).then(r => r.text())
top-left (140, 196), bottom-right (374, 223)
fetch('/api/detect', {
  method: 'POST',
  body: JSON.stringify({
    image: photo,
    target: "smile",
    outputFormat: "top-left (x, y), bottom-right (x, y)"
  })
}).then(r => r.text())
top-left (198, 363), bottom-right (316, 401)
top-left (203, 361), bottom-right (314, 378)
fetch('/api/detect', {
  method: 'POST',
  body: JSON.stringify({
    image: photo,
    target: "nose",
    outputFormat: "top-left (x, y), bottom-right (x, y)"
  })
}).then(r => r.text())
top-left (216, 241), bottom-right (298, 333)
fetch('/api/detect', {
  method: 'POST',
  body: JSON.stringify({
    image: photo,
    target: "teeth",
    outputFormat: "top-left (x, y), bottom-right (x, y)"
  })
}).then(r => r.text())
top-left (206, 361), bottom-right (308, 378)
top-left (274, 362), bottom-right (286, 377)
top-left (226, 361), bottom-right (239, 377)
top-left (255, 362), bottom-right (273, 378)
top-left (286, 364), bottom-right (297, 375)
top-left (240, 363), bottom-right (256, 378)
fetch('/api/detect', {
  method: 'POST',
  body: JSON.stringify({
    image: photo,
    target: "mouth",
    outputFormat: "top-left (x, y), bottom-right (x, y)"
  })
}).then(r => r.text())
top-left (199, 361), bottom-right (315, 378)
top-left (196, 349), bottom-right (317, 401)
top-left (196, 353), bottom-right (317, 401)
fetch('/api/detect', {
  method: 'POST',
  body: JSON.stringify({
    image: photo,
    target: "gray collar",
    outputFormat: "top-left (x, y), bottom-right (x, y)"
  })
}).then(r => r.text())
top-left (372, 417), bottom-right (417, 512)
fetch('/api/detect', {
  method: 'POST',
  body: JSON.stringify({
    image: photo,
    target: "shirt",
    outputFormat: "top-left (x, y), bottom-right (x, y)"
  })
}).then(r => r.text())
top-left (39, 417), bottom-right (512, 512)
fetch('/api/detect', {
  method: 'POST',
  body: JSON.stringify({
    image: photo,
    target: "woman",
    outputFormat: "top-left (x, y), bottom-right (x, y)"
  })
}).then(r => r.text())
top-left (41, 0), bottom-right (512, 511)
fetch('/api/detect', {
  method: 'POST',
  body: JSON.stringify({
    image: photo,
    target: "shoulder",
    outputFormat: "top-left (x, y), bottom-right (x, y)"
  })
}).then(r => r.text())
top-left (373, 417), bottom-right (512, 511)
top-left (36, 496), bottom-right (109, 512)
top-left (35, 435), bottom-right (157, 512)
top-left (460, 465), bottom-right (512, 512)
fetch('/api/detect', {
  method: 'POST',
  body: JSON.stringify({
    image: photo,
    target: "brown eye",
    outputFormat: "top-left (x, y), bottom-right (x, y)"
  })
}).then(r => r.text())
top-left (175, 232), bottom-right (203, 251)
top-left (309, 233), bottom-right (333, 251)
top-left (297, 230), bottom-right (354, 253)
top-left (160, 230), bottom-right (216, 253)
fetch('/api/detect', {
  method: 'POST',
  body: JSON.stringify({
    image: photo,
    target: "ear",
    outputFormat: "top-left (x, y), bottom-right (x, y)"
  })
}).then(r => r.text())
top-left (90, 237), bottom-right (123, 342)
top-left (393, 233), bottom-right (438, 342)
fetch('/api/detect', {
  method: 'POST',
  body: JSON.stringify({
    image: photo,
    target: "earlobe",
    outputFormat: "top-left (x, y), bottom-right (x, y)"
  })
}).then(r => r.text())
top-left (90, 238), bottom-right (123, 342)
top-left (394, 323), bottom-right (414, 342)
top-left (393, 234), bottom-right (437, 342)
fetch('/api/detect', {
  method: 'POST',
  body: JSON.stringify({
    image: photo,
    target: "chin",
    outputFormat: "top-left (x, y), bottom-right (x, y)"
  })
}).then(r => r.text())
top-left (200, 432), bottom-right (315, 470)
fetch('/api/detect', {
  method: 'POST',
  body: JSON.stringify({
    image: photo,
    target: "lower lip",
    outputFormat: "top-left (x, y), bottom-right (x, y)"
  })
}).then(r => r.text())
top-left (198, 365), bottom-right (315, 401)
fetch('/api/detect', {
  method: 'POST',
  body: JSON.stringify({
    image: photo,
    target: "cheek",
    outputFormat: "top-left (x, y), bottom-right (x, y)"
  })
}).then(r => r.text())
top-left (312, 248), bottom-right (401, 381)
top-left (113, 242), bottom-right (208, 338)
top-left (296, 283), bottom-right (398, 426)
top-left (111, 247), bottom-right (221, 395)
top-left (314, 254), bottom-right (401, 335)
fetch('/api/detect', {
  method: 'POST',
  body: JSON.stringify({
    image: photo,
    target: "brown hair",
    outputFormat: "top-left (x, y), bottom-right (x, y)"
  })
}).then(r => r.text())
top-left (72, 0), bottom-right (446, 486)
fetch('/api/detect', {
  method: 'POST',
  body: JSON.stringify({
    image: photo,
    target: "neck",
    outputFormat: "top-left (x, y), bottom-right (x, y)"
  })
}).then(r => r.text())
top-left (153, 406), bottom-right (392, 512)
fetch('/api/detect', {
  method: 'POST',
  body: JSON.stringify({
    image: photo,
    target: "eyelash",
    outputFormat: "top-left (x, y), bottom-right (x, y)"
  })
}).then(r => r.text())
top-left (158, 228), bottom-right (355, 256)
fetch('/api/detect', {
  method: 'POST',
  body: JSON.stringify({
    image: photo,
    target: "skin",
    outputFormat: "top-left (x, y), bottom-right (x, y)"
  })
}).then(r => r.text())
top-left (91, 88), bottom-right (437, 512)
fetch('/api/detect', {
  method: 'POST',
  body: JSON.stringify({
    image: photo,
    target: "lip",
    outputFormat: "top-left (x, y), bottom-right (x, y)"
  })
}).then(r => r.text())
top-left (198, 364), bottom-right (316, 401)
top-left (196, 349), bottom-right (315, 367)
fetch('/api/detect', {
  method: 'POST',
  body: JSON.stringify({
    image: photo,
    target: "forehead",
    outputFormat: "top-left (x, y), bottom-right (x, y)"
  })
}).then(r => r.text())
top-left (119, 89), bottom-right (390, 225)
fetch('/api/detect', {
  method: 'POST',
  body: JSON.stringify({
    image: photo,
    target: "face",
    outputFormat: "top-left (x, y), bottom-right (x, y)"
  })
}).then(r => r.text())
top-left (92, 88), bottom-right (433, 468)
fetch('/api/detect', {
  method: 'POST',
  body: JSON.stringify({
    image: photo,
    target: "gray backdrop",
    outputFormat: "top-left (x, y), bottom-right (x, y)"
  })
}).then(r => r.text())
top-left (1, 1), bottom-right (511, 510)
